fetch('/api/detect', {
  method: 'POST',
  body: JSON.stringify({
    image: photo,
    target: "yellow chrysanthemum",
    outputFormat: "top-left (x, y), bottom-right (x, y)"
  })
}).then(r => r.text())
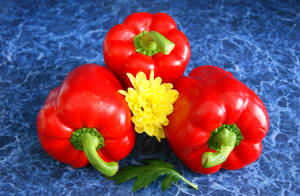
top-left (119, 70), bottom-right (179, 141)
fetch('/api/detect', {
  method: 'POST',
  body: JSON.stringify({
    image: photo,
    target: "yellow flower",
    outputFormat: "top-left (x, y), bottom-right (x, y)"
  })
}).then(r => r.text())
top-left (119, 70), bottom-right (179, 141)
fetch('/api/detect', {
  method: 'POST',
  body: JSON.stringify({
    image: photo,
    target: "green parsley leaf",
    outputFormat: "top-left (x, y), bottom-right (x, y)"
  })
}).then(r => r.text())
top-left (161, 175), bottom-right (179, 191)
top-left (108, 159), bottom-right (198, 192)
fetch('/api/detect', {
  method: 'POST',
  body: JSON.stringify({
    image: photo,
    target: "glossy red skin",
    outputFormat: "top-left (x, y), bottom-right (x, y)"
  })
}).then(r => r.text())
top-left (37, 64), bottom-right (135, 168)
top-left (103, 12), bottom-right (191, 87)
top-left (165, 65), bottom-right (269, 174)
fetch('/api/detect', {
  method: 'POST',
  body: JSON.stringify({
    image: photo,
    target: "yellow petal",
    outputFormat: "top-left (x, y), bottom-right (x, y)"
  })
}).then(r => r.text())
top-left (158, 127), bottom-right (165, 138)
top-left (161, 83), bottom-right (173, 91)
top-left (135, 126), bottom-right (144, 134)
top-left (161, 118), bottom-right (169, 126)
top-left (144, 124), bottom-right (154, 136)
top-left (152, 77), bottom-right (162, 88)
top-left (150, 70), bottom-right (154, 81)
top-left (127, 73), bottom-right (137, 89)
top-left (118, 90), bottom-right (128, 96)
top-left (136, 72), bottom-right (147, 84)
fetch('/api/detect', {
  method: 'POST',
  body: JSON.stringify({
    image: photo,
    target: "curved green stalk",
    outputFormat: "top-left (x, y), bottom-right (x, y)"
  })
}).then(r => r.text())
top-left (202, 124), bottom-right (243, 168)
top-left (70, 128), bottom-right (118, 177)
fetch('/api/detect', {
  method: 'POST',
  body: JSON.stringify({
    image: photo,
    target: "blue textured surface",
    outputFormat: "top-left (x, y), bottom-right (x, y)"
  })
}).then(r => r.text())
top-left (0, 0), bottom-right (299, 195)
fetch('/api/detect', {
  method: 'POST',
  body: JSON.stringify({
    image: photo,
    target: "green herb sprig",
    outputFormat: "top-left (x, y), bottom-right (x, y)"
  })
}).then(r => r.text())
top-left (108, 159), bottom-right (198, 192)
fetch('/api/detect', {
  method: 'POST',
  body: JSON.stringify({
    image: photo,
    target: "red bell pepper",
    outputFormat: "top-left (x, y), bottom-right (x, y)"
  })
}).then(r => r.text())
top-left (103, 12), bottom-right (190, 87)
top-left (165, 65), bottom-right (269, 174)
top-left (37, 64), bottom-right (135, 176)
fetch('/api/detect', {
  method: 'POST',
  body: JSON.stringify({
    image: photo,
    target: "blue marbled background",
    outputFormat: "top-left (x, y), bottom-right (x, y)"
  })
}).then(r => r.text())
top-left (0, 0), bottom-right (299, 195)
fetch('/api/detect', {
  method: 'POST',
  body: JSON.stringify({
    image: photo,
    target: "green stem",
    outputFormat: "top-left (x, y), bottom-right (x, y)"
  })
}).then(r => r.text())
top-left (70, 128), bottom-right (118, 177)
top-left (202, 124), bottom-right (243, 168)
top-left (177, 175), bottom-right (198, 190)
top-left (133, 31), bottom-right (175, 56)
top-left (202, 146), bottom-right (235, 168)
top-left (82, 133), bottom-right (119, 177)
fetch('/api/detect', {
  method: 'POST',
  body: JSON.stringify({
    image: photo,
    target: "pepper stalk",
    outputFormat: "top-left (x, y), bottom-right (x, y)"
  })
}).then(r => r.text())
top-left (133, 31), bottom-right (175, 56)
top-left (70, 128), bottom-right (118, 177)
top-left (202, 124), bottom-right (243, 168)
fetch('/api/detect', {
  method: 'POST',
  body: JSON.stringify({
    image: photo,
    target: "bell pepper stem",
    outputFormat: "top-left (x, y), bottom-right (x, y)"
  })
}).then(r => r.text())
top-left (148, 31), bottom-right (175, 55)
top-left (202, 126), bottom-right (238, 168)
top-left (70, 128), bottom-right (119, 177)
top-left (202, 146), bottom-right (235, 168)
top-left (133, 31), bottom-right (175, 56)
top-left (82, 133), bottom-right (119, 177)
